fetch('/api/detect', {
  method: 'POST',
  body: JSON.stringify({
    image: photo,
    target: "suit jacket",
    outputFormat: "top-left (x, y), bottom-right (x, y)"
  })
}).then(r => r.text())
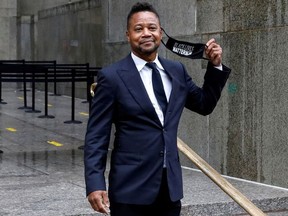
top-left (84, 54), bottom-right (230, 205)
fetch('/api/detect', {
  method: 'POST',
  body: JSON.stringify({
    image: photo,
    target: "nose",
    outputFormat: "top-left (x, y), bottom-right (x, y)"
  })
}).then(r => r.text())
top-left (142, 27), bottom-right (152, 37)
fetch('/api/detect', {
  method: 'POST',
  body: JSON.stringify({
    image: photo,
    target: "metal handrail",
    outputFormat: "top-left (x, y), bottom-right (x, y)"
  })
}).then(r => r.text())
top-left (177, 137), bottom-right (266, 216)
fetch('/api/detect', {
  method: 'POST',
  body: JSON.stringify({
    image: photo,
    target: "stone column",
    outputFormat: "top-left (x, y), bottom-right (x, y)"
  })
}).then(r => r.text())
top-left (17, 15), bottom-right (35, 60)
top-left (0, 0), bottom-right (17, 59)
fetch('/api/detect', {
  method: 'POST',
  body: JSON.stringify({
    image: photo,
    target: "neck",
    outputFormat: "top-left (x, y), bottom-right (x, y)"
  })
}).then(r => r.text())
top-left (132, 51), bottom-right (157, 62)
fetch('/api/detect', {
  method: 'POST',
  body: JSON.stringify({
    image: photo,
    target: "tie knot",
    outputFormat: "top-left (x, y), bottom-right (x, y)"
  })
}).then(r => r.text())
top-left (146, 62), bottom-right (157, 70)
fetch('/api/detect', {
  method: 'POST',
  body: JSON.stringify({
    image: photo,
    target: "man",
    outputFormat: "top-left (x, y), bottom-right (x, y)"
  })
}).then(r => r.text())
top-left (84, 2), bottom-right (231, 216)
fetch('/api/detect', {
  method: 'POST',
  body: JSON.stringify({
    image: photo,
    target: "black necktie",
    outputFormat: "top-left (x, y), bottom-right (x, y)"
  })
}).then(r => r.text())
top-left (146, 62), bottom-right (168, 115)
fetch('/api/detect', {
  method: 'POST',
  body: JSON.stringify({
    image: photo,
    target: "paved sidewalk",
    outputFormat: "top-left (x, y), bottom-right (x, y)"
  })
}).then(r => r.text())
top-left (0, 86), bottom-right (288, 215)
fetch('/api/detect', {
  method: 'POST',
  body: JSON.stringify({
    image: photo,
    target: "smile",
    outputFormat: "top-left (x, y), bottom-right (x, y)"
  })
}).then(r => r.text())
top-left (141, 40), bottom-right (154, 44)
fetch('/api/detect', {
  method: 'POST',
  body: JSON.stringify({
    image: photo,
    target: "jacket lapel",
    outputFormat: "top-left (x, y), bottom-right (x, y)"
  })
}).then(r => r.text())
top-left (117, 55), bottom-right (162, 126)
top-left (159, 57), bottom-right (183, 124)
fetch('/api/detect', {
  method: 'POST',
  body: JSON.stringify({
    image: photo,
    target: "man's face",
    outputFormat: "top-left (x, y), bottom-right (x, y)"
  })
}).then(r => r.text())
top-left (126, 11), bottom-right (162, 61)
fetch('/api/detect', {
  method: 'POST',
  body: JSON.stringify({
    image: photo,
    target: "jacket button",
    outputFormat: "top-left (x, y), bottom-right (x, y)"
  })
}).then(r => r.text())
top-left (159, 151), bottom-right (164, 157)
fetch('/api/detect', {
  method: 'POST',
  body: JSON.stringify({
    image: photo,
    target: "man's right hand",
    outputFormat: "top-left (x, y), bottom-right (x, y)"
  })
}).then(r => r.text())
top-left (87, 190), bottom-right (110, 214)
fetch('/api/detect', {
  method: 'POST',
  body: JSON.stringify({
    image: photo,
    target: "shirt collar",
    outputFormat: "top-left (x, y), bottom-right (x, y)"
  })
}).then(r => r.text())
top-left (131, 52), bottom-right (164, 72)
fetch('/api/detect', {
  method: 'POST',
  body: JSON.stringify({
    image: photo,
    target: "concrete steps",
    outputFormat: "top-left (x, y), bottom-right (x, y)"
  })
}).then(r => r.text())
top-left (181, 167), bottom-right (288, 215)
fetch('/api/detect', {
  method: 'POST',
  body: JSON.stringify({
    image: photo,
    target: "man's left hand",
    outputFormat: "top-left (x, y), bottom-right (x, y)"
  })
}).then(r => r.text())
top-left (205, 38), bottom-right (222, 66)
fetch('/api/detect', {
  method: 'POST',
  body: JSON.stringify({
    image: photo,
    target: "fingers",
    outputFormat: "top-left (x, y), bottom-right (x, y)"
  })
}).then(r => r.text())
top-left (205, 38), bottom-right (222, 66)
top-left (88, 191), bottom-right (110, 214)
top-left (102, 192), bottom-right (110, 212)
top-left (206, 38), bottom-right (215, 47)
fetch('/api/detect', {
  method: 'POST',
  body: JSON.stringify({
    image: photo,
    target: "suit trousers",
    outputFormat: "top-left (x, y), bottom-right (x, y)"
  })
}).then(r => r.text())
top-left (110, 169), bottom-right (181, 216)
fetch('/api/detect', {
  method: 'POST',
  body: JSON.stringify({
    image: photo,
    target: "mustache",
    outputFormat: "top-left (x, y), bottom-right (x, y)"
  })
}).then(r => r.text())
top-left (140, 39), bottom-right (154, 44)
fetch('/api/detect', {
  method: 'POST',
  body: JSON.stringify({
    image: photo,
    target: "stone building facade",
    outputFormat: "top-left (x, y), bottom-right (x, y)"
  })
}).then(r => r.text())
top-left (1, 0), bottom-right (288, 189)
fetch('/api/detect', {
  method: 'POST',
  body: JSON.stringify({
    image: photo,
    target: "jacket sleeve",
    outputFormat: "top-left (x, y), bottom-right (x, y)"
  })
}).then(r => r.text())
top-left (84, 69), bottom-right (115, 196)
top-left (185, 62), bottom-right (231, 115)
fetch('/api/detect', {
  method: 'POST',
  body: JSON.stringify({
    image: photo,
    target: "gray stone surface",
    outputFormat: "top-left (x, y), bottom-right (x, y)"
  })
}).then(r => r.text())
top-left (35, 0), bottom-right (103, 98)
top-left (101, 0), bottom-right (288, 190)
top-left (224, 26), bottom-right (288, 187)
top-left (1, 0), bottom-right (288, 199)
top-left (1, 86), bottom-right (288, 215)
top-left (18, 0), bottom-right (80, 16)
top-left (0, 0), bottom-right (17, 60)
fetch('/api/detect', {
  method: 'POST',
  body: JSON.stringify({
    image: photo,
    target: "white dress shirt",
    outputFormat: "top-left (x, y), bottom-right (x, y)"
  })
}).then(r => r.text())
top-left (131, 52), bottom-right (172, 126)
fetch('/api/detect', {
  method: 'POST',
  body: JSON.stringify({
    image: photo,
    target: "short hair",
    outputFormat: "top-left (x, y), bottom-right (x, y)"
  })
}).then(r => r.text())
top-left (127, 2), bottom-right (160, 29)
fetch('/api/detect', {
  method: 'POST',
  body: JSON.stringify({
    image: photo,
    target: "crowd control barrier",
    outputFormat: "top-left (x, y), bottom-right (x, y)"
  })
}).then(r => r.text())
top-left (0, 60), bottom-right (100, 123)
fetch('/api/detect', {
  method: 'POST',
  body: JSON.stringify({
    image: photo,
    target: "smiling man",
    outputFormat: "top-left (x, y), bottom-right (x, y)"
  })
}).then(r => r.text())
top-left (84, 2), bottom-right (231, 216)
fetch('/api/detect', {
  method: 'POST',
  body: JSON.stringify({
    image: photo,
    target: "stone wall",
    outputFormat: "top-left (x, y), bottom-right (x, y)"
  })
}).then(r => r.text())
top-left (222, 0), bottom-right (288, 187)
top-left (37, 0), bottom-right (102, 65)
top-left (1, 0), bottom-right (288, 188)
top-left (35, 0), bottom-right (102, 97)
top-left (100, 0), bottom-right (288, 188)
top-left (18, 0), bottom-right (79, 15)
top-left (0, 0), bottom-right (17, 59)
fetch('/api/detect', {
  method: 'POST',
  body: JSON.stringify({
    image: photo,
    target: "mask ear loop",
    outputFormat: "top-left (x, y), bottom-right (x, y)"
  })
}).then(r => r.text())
top-left (160, 27), bottom-right (170, 46)
top-left (203, 45), bottom-right (210, 61)
top-left (161, 27), bottom-right (209, 61)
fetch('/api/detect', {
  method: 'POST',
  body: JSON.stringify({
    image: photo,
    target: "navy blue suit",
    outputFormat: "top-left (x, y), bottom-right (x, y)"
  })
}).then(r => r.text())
top-left (84, 54), bottom-right (230, 205)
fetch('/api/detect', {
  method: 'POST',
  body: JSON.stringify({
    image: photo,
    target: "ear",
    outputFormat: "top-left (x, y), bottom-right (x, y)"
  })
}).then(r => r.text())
top-left (126, 30), bottom-right (130, 42)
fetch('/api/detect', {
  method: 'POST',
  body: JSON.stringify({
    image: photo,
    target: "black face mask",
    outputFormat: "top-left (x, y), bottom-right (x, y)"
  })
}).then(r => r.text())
top-left (161, 28), bottom-right (208, 60)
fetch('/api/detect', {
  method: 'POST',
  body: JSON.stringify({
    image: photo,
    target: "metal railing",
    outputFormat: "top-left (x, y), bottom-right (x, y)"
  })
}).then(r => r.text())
top-left (177, 137), bottom-right (266, 216)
